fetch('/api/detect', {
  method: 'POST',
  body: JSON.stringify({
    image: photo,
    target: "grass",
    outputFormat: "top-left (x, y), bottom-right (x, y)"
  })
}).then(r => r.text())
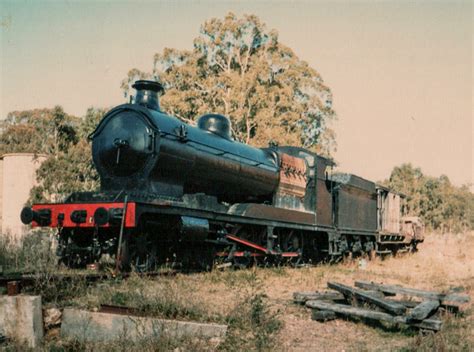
top-left (69, 269), bottom-right (282, 351)
top-left (4, 334), bottom-right (218, 352)
top-left (0, 230), bottom-right (57, 274)
top-left (400, 313), bottom-right (473, 352)
top-left (1, 232), bottom-right (472, 351)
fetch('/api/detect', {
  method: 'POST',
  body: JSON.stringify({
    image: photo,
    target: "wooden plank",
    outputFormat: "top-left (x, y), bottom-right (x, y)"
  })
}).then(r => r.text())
top-left (387, 299), bottom-right (419, 308)
top-left (363, 290), bottom-right (387, 299)
top-left (355, 281), bottom-right (470, 304)
top-left (387, 299), bottom-right (460, 313)
top-left (293, 291), bottom-right (345, 304)
top-left (311, 310), bottom-right (337, 322)
top-left (407, 300), bottom-right (440, 321)
top-left (328, 282), bottom-right (407, 315)
top-left (306, 300), bottom-right (442, 331)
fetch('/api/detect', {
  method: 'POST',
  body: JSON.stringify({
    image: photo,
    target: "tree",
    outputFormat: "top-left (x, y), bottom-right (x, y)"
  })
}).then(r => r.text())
top-left (30, 138), bottom-right (100, 203)
top-left (387, 163), bottom-right (424, 215)
top-left (385, 163), bottom-right (474, 232)
top-left (121, 13), bottom-right (336, 156)
top-left (0, 106), bottom-right (103, 203)
top-left (78, 107), bottom-right (107, 139)
top-left (29, 108), bottom-right (104, 202)
top-left (0, 106), bottom-right (78, 156)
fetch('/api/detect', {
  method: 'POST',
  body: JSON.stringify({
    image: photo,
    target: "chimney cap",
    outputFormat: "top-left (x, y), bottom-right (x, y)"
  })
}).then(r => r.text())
top-left (132, 80), bottom-right (164, 94)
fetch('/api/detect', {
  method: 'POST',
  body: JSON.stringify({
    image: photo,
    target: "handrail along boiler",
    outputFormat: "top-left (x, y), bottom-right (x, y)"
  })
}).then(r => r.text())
top-left (21, 80), bottom-right (424, 270)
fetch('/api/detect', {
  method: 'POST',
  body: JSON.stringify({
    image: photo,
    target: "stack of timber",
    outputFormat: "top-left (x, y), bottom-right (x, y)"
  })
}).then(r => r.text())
top-left (293, 281), bottom-right (470, 332)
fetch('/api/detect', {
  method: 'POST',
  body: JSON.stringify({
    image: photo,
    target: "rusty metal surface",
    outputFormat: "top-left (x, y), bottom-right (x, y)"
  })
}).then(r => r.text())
top-left (99, 304), bottom-right (144, 316)
top-left (7, 281), bottom-right (20, 296)
top-left (276, 153), bottom-right (307, 198)
top-left (401, 216), bottom-right (425, 242)
top-left (331, 173), bottom-right (376, 192)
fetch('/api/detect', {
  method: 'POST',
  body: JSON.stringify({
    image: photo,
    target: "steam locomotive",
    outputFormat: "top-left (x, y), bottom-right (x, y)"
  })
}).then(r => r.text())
top-left (20, 80), bottom-right (424, 270)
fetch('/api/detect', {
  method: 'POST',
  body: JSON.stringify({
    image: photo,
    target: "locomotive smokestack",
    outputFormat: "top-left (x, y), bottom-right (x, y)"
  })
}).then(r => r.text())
top-left (132, 80), bottom-right (164, 111)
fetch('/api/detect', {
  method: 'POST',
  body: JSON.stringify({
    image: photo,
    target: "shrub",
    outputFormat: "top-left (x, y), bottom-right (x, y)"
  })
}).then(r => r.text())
top-left (0, 231), bottom-right (57, 273)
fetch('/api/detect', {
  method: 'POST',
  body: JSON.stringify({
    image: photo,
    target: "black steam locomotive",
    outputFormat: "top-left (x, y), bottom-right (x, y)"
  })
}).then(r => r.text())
top-left (21, 80), bottom-right (423, 270)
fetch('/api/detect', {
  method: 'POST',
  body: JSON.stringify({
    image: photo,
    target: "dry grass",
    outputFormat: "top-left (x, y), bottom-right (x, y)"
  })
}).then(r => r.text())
top-left (0, 231), bottom-right (57, 274)
top-left (69, 269), bottom-right (282, 351)
top-left (263, 232), bottom-right (474, 351)
top-left (8, 232), bottom-right (471, 351)
top-left (62, 232), bottom-right (473, 351)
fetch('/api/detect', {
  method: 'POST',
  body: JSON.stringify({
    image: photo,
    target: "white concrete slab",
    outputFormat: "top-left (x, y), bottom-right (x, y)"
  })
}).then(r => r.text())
top-left (60, 308), bottom-right (227, 342)
top-left (0, 295), bottom-right (43, 348)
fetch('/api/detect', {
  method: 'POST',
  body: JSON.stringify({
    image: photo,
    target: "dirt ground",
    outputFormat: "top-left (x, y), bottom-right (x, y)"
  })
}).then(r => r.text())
top-left (267, 232), bottom-right (474, 351)
top-left (193, 232), bottom-right (472, 351)
top-left (65, 232), bottom-right (473, 351)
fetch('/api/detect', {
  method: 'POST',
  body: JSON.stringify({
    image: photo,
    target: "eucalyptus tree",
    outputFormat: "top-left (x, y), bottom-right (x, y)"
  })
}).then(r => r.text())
top-left (122, 13), bottom-right (336, 156)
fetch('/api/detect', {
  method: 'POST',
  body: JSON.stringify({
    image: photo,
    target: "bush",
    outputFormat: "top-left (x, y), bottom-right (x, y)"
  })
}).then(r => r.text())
top-left (219, 272), bottom-right (282, 352)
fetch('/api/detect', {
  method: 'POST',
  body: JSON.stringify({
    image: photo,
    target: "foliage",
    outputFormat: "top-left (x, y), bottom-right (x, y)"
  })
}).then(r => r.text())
top-left (212, 270), bottom-right (282, 352)
top-left (222, 291), bottom-right (282, 352)
top-left (0, 231), bottom-right (57, 273)
top-left (122, 12), bottom-right (336, 155)
top-left (30, 107), bottom-right (105, 202)
top-left (384, 163), bottom-right (474, 232)
top-left (0, 106), bottom-right (78, 156)
top-left (30, 138), bottom-right (99, 203)
top-left (0, 106), bottom-right (105, 202)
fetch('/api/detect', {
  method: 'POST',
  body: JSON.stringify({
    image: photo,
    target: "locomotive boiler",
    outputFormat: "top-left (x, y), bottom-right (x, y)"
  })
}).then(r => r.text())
top-left (21, 80), bottom-right (423, 270)
top-left (91, 80), bottom-right (279, 203)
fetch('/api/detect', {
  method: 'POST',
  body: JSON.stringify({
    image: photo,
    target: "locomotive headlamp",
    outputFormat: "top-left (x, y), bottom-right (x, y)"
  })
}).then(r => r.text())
top-left (20, 207), bottom-right (51, 226)
top-left (20, 207), bottom-right (35, 224)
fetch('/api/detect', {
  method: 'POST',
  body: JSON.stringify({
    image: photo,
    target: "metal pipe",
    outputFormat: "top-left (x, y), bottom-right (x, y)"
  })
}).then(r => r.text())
top-left (114, 194), bottom-right (129, 274)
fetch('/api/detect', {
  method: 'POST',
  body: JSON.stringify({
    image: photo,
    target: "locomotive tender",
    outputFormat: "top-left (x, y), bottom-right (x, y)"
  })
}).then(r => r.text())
top-left (21, 80), bottom-right (423, 270)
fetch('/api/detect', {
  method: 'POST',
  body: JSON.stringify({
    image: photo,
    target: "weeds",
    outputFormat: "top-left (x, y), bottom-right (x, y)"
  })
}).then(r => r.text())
top-left (67, 269), bottom-right (282, 351)
top-left (219, 270), bottom-right (282, 352)
top-left (400, 314), bottom-right (473, 352)
top-left (4, 233), bottom-right (471, 351)
top-left (231, 295), bottom-right (281, 351)
top-left (75, 274), bottom-right (222, 323)
top-left (0, 231), bottom-right (57, 273)
top-left (29, 272), bottom-right (89, 306)
top-left (43, 334), bottom-right (217, 352)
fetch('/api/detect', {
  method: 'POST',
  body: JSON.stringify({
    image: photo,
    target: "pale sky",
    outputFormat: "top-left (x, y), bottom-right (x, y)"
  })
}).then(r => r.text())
top-left (1, 0), bottom-right (472, 187)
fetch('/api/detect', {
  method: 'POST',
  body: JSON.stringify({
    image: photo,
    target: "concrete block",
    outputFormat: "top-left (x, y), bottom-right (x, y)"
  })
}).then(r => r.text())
top-left (0, 295), bottom-right (43, 348)
top-left (61, 308), bottom-right (227, 342)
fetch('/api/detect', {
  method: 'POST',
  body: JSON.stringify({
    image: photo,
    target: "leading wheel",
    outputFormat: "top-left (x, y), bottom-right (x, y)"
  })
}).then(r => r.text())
top-left (119, 232), bottom-right (157, 272)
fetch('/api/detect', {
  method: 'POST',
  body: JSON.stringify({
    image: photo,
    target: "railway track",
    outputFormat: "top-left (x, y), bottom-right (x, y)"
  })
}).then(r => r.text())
top-left (0, 270), bottom-right (177, 294)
